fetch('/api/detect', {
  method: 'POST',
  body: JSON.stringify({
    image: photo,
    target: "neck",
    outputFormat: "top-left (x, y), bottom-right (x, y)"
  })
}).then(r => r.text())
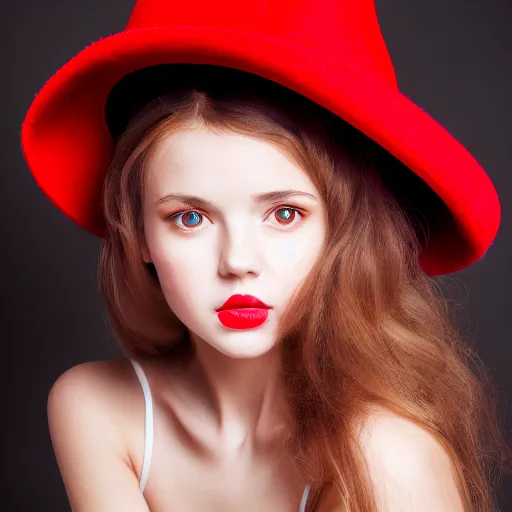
top-left (187, 335), bottom-right (291, 453)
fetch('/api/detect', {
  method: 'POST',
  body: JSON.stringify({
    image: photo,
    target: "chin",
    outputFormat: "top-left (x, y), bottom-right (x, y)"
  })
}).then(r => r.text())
top-left (207, 327), bottom-right (280, 359)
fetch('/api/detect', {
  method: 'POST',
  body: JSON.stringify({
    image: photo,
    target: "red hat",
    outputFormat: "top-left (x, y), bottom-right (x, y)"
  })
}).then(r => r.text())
top-left (21, 0), bottom-right (501, 276)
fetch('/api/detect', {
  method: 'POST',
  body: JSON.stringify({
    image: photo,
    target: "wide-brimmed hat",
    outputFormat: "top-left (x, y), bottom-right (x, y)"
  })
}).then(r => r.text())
top-left (20, 0), bottom-right (501, 276)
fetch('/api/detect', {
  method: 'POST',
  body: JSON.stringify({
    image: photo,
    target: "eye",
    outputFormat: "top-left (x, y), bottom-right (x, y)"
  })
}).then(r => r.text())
top-left (169, 210), bottom-right (211, 231)
top-left (167, 205), bottom-right (305, 232)
top-left (268, 206), bottom-right (304, 228)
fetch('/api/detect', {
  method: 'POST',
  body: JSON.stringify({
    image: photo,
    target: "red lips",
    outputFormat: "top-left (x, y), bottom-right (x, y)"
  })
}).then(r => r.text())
top-left (216, 294), bottom-right (272, 330)
top-left (216, 294), bottom-right (271, 311)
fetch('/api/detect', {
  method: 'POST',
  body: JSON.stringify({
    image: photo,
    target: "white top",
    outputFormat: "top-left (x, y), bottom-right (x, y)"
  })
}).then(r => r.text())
top-left (129, 358), bottom-right (311, 510)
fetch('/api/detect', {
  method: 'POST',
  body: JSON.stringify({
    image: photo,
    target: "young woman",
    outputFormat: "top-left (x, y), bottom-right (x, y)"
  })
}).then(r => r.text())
top-left (21, 1), bottom-right (511, 511)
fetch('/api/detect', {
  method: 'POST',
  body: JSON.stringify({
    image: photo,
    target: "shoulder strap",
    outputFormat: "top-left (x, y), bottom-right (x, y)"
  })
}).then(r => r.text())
top-left (299, 483), bottom-right (311, 512)
top-left (129, 358), bottom-right (154, 494)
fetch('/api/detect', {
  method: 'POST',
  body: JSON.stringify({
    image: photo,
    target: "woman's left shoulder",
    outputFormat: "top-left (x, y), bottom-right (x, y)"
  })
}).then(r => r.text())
top-left (358, 405), bottom-right (454, 472)
top-left (360, 406), bottom-right (442, 463)
top-left (356, 405), bottom-right (465, 510)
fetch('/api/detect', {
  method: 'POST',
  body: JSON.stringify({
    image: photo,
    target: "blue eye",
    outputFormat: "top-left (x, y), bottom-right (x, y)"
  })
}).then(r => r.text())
top-left (181, 211), bottom-right (202, 226)
top-left (172, 210), bottom-right (204, 229)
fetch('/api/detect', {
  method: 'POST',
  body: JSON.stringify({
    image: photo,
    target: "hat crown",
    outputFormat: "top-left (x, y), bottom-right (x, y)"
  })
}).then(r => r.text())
top-left (125, 0), bottom-right (396, 85)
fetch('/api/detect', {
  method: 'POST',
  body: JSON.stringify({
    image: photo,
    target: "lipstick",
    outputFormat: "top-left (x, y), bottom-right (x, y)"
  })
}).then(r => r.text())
top-left (216, 294), bottom-right (271, 330)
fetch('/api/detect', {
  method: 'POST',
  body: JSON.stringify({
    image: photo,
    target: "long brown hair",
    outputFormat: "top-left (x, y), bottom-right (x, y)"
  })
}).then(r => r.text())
top-left (98, 64), bottom-right (511, 511)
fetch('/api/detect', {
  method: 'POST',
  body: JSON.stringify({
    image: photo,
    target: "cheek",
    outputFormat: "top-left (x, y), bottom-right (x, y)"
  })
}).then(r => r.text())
top-left (274, 239), bottom-right (304, 266)
top-left (271, 229), bottom-right (324, 274)
top-left (151, 243), bottom-right (213, 314)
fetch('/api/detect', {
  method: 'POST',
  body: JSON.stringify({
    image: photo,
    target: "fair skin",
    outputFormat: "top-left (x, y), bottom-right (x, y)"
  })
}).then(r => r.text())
top-left (47, 127), bottom-right (465, 511)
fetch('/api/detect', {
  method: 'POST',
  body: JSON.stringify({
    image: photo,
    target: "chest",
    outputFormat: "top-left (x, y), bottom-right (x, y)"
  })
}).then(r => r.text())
top-left (129, 408), bottom-right (309, 511)
top-left (144, 465), bottom-right (308, 511)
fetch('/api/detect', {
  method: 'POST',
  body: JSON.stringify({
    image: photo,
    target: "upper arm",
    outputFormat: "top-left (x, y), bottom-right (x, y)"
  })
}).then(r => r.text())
top-left (47, 362), bottom-right (150, 512)
top-left (360, 412), bottom-right (466, 512)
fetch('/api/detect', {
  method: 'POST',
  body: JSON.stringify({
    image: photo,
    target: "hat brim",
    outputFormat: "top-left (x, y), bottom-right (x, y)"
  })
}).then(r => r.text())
top-left (21, 25), bottom-right (501, 275)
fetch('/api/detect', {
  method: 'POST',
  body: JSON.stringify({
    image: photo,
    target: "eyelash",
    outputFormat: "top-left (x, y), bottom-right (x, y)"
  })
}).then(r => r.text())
top-left (166, 204), bottom-right (306, 232)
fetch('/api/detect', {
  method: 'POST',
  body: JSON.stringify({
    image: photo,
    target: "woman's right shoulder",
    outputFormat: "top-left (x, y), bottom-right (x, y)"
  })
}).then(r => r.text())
top-left (47, 358), bottom-right (151, 439)
top-left (46, 359), bottom-right (152, 511)
top-left (48, 358), bottom-right (140, 409)
top-left (47, 359), bottom-right (142, 454)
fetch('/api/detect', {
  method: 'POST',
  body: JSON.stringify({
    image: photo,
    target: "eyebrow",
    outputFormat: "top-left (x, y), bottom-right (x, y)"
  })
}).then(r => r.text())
top-left (155, 190), bottom-right (318, 208)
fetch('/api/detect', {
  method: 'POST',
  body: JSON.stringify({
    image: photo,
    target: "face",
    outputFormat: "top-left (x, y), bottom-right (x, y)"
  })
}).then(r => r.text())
top-left (141, 127), bottom-right (326, 359)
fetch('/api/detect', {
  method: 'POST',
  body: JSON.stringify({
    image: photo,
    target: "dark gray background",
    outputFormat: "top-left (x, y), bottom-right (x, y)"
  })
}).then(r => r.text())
top-left (3, 0), bottom-right (511, 510)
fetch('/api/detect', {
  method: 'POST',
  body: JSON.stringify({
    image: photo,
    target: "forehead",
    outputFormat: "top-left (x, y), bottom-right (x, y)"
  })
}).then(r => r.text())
top-left (144, 128), bottom-right (315, 197)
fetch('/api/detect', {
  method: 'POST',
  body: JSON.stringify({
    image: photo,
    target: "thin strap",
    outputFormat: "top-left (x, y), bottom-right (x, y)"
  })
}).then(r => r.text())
top-left (299, 483), bottom-right (311, 512)
top-left (129, 358), bottom-right (154, 494)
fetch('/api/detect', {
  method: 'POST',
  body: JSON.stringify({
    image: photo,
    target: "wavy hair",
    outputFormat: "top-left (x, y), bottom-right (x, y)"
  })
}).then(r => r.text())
top-left (98, 64), bottom-right (511, 511)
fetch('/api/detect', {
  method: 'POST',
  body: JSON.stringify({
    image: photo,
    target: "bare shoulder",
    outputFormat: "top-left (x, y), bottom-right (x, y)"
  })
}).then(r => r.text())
top-left (356, 405), bottom-right (465, 511)
top-left (48, 359), bottom-right (143, 435)
top-left (47, 359), bottom-right (150, 511)
top-left (358, 405), bottom-right (455, 474)
top-left (48, 358), bottom-right (139, 405)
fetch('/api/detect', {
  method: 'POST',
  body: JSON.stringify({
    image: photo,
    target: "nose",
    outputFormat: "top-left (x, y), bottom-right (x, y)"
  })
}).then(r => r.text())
top-left (218, 222), bottom-right (262, 279)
